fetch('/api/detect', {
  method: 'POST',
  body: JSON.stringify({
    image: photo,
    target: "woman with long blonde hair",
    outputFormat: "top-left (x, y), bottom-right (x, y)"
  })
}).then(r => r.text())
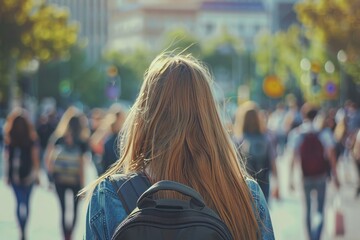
top-left (45, 106), bottom-right (90, 240)
top-left (81, 53), bottom-right (274, 240)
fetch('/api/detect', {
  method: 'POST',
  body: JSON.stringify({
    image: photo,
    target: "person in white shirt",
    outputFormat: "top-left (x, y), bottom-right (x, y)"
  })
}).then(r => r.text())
top-left (287, 102), bottom-right (339, 240)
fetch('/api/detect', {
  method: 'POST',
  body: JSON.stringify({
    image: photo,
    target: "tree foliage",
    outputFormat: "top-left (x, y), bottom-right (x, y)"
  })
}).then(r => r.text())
top-left (296, 0), bottom-right (360, 83)
top-left (253, 25), bottom-right (340, 104)
top-left (0, 0), bottom-right (78, 66)
top-left (161, 28), bottom-right (202, 57)
top-left (0, 0), bottom-right (78, 108)
top-left (254, 27), bottom-right (303, 94)
top-left (38, 46), bottom-right (108, 108)
top-left (202, 32), bottom-right (244, 101)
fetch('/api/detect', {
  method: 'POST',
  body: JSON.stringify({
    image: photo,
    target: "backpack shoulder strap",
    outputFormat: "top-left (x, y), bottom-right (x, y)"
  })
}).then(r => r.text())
top-left (108, 173), bottom-right (151, 214)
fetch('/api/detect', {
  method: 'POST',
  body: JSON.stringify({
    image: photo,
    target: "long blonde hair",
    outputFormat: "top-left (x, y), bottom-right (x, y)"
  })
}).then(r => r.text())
top-left (49, 106), bottom-right (89, 143)
top-left (81, 53), bottom-right (259, 239)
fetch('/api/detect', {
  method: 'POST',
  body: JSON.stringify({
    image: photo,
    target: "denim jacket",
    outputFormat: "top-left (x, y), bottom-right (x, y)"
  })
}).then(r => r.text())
top-left (84, 176), bottom-right (275, 240)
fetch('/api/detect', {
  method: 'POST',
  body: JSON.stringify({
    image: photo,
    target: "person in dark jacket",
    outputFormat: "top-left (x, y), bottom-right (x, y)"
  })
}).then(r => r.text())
top-left (4, 108), bottom-right (40, 240)
top-left (102, 106), bottom-right (126, 173)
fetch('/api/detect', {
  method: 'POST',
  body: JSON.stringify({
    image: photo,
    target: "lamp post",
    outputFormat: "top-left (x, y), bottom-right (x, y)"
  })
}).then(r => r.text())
top-left (337, 50), bottom-right (347, 106)
top-left (21, 59), bottom-right (40, 121)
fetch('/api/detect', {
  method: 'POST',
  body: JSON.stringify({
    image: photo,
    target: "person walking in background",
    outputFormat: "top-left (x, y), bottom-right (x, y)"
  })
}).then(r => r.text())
top-left (351, 128), bottom-right (360, 197)
top-left (45, 106), bottom-right (89, 240)
top-left (3, 108), bottom-right (40, 240)
top-left (88, 108), bottom-right (105, 176)
top-left (36, 110), bottom-right (57, 169)
top-left (267, 102), bottom-right (288, 156)
top-left (284, 95), bottom-right (303, 134)
top-left (101, 103), bottom-right (126, 173)
top-left (233, 101), bottom-right (279, 202)
top-left (288, 102), bottom-right (340, 240)
top-left (80, 53), bottom-right (275, 240)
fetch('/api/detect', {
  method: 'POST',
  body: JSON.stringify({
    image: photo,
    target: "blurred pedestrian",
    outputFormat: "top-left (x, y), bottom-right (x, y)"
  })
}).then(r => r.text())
top-left (81, 53), bottom-right (275, 240)
top-left (288, 102), bottom-right (340, 240)
top-left (88, 108), bottom-right (105, 176)
top-left (316, 109), bottom-right (341, 178)
top-left (45, 106), bottom-right (89, 240)
top-left (4, 107), bottom-right (40, 240)
top-left (351, 128), bottom-right (360, 197)
top-left (101, 103), bottom-right (126, 174)
top-left (284, 95), bottom-right (303, 132)
top-left (267, 102), bottom-right (287, 156)
top-left (233, 101), bottom-right (279, 202)
top-left (36, 110), bottom-right (57, 169)
top-left (333, 112), bottom-right (348, 162)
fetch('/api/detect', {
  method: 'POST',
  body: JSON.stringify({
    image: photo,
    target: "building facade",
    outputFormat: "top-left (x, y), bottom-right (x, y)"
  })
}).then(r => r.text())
top-left (197, 1), bottom-right (269, 49)
top-left (47, 0), bottom-right (299, 58)
top-left (108, 0), bottom-right (270, 52)
top-left (108, 1), bottom-right (198, 52)
top-left (47, 0), bottom-right (110, 65)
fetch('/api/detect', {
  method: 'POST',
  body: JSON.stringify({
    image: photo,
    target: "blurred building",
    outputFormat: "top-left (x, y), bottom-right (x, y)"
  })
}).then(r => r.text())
top-left (108, 0), bottom-right (198, 52)
top-left (108, 0), bottom-right (270, 52)
top-left (264, 0), bottom-right (299, 32)
top-left (46, 0), bottom-right (299, 59)
top-left (197, 1), bottom-right (268, 49)
top-left (47, 0), bottom-right (111, 65)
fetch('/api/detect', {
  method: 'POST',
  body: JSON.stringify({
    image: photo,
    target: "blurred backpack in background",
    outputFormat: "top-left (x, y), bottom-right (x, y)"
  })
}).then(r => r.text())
top-left (241, 134), bottom-right (270, 179)
top-left (299, 132), bottom-right (329, 177)
top-left (52, 144), bottom-right (81, 186)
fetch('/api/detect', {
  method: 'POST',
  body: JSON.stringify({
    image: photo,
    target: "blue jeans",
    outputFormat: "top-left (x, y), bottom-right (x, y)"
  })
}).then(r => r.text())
top-left (12, 183), bottom-right (33, 235)
top-left (303, 175), bottom-right (327, 240)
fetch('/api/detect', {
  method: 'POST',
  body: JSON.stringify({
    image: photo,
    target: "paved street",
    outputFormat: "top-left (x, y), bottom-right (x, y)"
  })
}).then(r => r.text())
top-left (1, 152), bottom-right (359, 240)
top-left (0, 156), bottom-right (98, 240)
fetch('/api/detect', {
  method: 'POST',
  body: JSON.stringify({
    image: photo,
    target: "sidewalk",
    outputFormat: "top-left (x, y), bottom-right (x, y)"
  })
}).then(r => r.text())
top-left (270, 153), bottom-right (360, 240)
top-left (0, 158), bottom-right (97, 240)
top-left (0, 153), bottom-right (359, 239)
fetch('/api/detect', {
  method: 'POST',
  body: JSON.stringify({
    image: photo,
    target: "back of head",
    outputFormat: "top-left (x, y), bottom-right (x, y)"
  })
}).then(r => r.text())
top-left (5, 108), bottom-right (36, 147)
top-left (234, 101), bottom-right (262, 137)
top-left (115, 53), bottom-right (258, 239)
top-left (51, 106), bottom-right (89, 143)
top-left (301, 102), bottom-right (318, 121)
top-left (125, 54), bottom-right (221, 166)
top-left (68, 116), bottom-right (82, 140)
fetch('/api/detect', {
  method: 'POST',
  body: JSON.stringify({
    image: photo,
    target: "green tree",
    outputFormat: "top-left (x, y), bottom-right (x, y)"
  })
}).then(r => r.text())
top-left (38, 46), bottom-right (109, 108)
top-left (161, 28), bottom-right (202, 57)
top-left (202, 31), bottom-right (244, 101)
top-left (0, 0), bottom-right (78, 108)
top-left (254, 27), bottom-right (303, 92)
top-left (254, 25), bottom-right (339, 105)
top-left (296, 0), bottom-right (360, 84)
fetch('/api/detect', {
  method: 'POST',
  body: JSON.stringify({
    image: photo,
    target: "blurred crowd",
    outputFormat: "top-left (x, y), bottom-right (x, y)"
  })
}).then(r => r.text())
top-left (1, 96), bottom-right (360, 240)
top-left (1, 103), bottom-right (127, 240)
